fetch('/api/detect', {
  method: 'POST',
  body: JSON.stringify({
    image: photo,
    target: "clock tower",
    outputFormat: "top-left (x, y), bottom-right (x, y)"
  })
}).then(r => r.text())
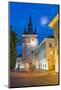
top-left (22, 16), bottom-right (38, 70)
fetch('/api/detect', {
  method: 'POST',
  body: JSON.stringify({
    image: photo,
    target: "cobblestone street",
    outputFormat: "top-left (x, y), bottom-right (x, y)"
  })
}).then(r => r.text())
top-left (9, 70), bottom-right (59, 88)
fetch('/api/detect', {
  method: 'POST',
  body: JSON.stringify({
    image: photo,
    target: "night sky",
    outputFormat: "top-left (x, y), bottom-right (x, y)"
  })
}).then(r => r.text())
top-left (9, 2), bottom-right (59, 55)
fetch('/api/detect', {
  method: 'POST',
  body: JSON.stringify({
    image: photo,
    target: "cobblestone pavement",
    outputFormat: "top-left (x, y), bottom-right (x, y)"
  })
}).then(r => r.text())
top-left (9, 70), bottom-right (59, 88)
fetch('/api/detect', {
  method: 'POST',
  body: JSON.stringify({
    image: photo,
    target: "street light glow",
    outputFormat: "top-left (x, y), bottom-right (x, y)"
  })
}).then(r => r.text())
top-left (50, 51), bottom-right (53, 55)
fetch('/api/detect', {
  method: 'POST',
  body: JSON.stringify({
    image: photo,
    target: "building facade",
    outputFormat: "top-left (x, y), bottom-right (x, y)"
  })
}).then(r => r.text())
top-left (48, 14), bottom-right (59, 72)
top-left (33, 37), bottom-right (55, 71)
top-left (15, 55), bottom-right (24, 70)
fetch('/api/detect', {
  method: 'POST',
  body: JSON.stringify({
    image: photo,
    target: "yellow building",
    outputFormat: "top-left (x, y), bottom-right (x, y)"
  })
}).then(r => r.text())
top-left (48, 14), bottom-right (59, 72)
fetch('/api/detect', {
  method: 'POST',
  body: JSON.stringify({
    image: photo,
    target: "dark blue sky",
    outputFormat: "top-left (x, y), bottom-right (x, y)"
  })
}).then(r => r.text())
top-left (9, 2), bottom-right (59, 55)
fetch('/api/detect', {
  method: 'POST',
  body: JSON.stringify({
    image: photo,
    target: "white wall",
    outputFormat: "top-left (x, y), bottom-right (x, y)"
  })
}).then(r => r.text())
top-left (40, 58), bottom-right (48, 70)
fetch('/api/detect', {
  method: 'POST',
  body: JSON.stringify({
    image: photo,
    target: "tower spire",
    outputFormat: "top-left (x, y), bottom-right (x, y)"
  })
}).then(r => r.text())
top-left (28, 16), bottom-right (33, 34)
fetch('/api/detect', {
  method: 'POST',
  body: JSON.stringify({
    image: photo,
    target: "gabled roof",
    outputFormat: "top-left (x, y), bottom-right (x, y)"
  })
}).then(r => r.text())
top-left (48, 14), bottom-right (58, 27)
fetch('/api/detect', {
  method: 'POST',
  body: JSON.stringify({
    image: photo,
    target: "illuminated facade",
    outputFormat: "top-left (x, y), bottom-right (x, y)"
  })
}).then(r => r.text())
top-left (48, 14), bottom-right (59, 72)
top-left (15, 55), bottom-right (24, 70)
top-left (22, 16), bottom-right (38, 70)
top-left (33, 37), bottom-right (55, 71)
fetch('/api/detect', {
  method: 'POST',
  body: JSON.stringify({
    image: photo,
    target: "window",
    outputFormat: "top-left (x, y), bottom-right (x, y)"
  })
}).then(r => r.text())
top-left (26, 46), bottom-right (30, 57)
top-left (45, 64), bottom-right (46, 68)
top-left (49, 43), bottom-right (52, 48)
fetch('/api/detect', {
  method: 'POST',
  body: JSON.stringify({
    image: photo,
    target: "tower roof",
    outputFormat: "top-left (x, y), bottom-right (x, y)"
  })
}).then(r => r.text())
top-left (23, 16), bottom-right (37, 35)
top-left (27, 16), bottom-right (33, 34)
